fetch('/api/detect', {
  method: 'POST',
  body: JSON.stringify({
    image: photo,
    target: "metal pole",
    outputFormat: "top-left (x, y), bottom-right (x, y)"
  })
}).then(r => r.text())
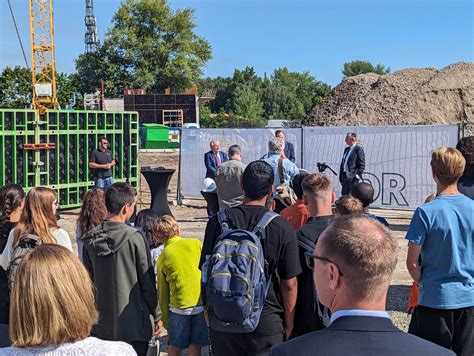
top-left (176, 128), bottom-right (183, 205)
top-left (300, 126), bottom-right (304, 169)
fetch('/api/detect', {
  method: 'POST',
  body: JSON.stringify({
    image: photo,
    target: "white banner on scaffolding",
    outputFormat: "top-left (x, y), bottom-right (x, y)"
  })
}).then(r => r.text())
top-left (179, 125), bottom-right (459, 209)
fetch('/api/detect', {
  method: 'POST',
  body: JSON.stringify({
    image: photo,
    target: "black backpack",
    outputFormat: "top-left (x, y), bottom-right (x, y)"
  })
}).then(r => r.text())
top-left (7, 234), bottom-right (42, 289)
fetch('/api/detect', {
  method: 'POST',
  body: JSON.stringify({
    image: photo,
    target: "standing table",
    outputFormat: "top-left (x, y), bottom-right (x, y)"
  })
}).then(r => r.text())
top-left (141, 167), bottom-right (176, 217)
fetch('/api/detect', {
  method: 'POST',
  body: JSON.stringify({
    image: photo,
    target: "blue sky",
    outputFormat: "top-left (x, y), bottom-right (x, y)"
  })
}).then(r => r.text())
top-left (1, 0), bottom-right (472, 87)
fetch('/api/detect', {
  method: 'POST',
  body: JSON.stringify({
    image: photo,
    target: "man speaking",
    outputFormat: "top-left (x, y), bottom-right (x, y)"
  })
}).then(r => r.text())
top-left (339, 132), bottom-right (365, 195)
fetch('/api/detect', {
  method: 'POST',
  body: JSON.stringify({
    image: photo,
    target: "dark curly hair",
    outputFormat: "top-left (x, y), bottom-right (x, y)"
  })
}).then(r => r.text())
top-left (76, 188), bottom-right (107, 238)
top-left (135, 209), bottom-right (160, 249)
top-left (0, 184), bottom-right (25, 227)
top-left (456, 136), bottom-right (474, 177)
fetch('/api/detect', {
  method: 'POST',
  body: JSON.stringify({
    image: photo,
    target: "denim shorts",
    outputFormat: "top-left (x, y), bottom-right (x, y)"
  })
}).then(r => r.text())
top-left (94, 176), bottom-right (113, 189)
top-left (168, 311), bottom-right (210, 349)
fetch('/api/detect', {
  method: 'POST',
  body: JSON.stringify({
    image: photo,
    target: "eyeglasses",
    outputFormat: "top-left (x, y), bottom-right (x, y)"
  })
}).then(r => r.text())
top-left (304, 251), bottom-right (344, 276)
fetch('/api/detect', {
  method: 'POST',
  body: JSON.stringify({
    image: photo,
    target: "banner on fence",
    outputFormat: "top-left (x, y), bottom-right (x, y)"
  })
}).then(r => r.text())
top-left (180, 125), bottom-right (459, 209)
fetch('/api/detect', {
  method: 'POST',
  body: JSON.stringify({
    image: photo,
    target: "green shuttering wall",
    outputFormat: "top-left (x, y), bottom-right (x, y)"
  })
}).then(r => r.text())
top-left (0, 109), bottom-right (139, 208)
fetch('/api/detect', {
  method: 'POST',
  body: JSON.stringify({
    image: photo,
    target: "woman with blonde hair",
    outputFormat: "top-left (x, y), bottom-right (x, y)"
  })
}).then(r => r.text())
top-left (0, 187), bottom-right (72, 271)
top-left (1, 244), bottom-right (135, 355)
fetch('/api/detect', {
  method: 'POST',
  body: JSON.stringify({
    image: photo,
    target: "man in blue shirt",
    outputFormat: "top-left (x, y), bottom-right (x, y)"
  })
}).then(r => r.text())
top-left (263, 137), bottom-right (300, 213)
top-left (406, 147), bottom-right (474, 356)
top-left (272, 216), bottom-right (453, 356)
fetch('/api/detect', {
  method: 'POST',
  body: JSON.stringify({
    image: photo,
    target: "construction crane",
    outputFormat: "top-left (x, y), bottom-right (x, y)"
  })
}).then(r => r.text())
top-left (29, 0), bottom-right (58, 113)
top-left (84, 0), bottom-right (99, 53)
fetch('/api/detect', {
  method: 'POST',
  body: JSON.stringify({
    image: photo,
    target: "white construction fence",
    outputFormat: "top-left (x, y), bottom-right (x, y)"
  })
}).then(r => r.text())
top-left (179, 125), bottom-right (459, 209)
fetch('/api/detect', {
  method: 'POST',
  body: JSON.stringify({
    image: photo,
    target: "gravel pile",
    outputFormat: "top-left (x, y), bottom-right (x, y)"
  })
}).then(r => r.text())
top-left (303, 62), bottom-right (474, 126)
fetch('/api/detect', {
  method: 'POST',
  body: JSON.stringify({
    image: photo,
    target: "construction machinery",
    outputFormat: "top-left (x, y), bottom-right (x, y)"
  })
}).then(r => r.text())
top-left (29, 0), bottom-right (58, 114)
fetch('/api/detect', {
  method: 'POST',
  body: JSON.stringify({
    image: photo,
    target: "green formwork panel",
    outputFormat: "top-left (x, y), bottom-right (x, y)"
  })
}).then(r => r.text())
top-left (0, 109), bottom-right (140, 209)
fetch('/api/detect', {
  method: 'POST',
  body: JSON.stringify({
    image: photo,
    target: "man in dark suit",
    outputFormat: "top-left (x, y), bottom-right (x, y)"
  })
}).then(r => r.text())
top-left (272, 216), bottom-right (454, 356)
top-left (204, 140), bottom-right (228, 178)
top-left (339, 132), bottom-right (365, 195)
top-left (276, 130), bottom-right (296, 163)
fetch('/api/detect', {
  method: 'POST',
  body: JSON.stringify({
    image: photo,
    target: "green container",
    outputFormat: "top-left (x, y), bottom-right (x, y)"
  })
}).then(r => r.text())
top-left (142, 123), bottom-right (169, 149)
top-left (0, 109), bottom-right (139, 209)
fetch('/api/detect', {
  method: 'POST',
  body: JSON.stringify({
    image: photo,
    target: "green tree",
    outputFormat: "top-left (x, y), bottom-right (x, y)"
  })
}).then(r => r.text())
top-left (232, 85), bottom-right (264, 120)
top-left (56, 73), bottom-right (81, 109)
top-left (75, 0), bottom-right (212, 96)
top-left (0, 66), bottom-right (32, 108)
top-left (342, 60), bottom-right (390, 77)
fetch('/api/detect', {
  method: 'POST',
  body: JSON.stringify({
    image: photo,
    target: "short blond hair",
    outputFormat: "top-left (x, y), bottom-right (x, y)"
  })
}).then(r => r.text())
top-left (431, 147), bottom-right (465, 186)
top-left (302, 173), bottom-right (332, 198)
top-left (9, 244), bottom-right (98, 347)
top-left (334, 196), bottom-right (363, 216)
top-left (320, 216), bottom-right (397, 301)
top-left (153, 215), bottom-right (179, 242)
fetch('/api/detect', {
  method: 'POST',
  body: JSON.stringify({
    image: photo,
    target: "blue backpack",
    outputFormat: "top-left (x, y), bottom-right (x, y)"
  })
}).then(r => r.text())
top-left (205, 209), bottom-right (278, 333)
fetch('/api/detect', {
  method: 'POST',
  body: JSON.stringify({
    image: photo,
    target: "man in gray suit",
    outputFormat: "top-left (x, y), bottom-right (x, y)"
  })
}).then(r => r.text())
top-left (339, 132), bottom-right (365, 195)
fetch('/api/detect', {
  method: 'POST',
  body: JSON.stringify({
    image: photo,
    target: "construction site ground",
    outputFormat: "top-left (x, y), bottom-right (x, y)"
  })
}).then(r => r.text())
top-left (59, 151), bottom-right (416, 354)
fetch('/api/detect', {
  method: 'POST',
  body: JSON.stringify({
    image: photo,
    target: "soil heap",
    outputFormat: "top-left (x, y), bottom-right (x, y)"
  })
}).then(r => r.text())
top-left (303, 62), bottom-right (474, 127)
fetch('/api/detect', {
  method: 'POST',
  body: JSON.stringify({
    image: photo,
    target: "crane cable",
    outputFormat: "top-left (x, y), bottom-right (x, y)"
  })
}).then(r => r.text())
top-left (5, 0), bottom-right (29, 68)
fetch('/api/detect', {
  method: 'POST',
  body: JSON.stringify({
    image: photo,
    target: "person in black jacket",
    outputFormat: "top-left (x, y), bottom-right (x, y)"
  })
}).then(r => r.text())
top-left (339, 132), bottom-right (365, 195)
top-left (272, 216), bottom-right (454, 356)
top-left (276, 130), bottom-right (296, 163)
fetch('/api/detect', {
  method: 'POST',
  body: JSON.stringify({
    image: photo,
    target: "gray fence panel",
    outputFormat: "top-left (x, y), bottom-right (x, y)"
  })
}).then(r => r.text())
top-left (302, 125), bottom-right (459, 209)
top-left (180, 128), bottom-right (302, 198)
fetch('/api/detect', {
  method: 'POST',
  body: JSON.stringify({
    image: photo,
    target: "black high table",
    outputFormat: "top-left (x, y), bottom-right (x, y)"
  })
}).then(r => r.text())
top-left (141, 167), bottom-right (176, 217)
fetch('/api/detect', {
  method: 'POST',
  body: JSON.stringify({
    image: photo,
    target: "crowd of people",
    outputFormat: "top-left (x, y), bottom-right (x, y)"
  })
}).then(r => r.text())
top-left (0, 133), bottom-right (471, 356)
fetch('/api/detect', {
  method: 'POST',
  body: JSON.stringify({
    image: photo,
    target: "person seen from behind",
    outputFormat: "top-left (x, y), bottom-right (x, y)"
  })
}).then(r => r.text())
top-left (154, 215), bottom-right (209, 356)
top-left (456, 136), bottom-right (474, 199)
top-left (333, 195), bottom-right (363, 216)
top-left (200, 160), bottom-right (300, 356)
top-left (215, 144), bottom-right (247, 210)
top-left (280, 172), bottom-right (310, 229)
top-left (262, 138), bottom-right (300, 213)
top-left (406, 147), bottom-right (474, 355)
top-left (273, 216), bottom-right (454, 356)
top-left (351, 182), bottom-right (389, 227)
top-left (76, 188), bottom-right (107, 261)
top-left (0, 184), bottom-right (24, 324)
top-left (0, 187), bottom-right (72, 271)
top-left (82, 183), bottom-right (161, 356)
top-left (1, 244), bottom-right (136, 355)
top-left (294, 173), bottom-right (335, 336)
top-left (135, 209), bottom-right (163, 278)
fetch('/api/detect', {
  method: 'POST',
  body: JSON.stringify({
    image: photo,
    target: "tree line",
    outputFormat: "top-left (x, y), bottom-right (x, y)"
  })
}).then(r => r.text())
top-left (0, 0), bottom-right (390, 127)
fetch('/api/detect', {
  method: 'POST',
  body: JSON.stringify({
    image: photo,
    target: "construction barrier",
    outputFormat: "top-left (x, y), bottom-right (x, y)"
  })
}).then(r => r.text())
top-left (179, 125), bottom-right (459, 209)
top-left (0, 109), bottom-right (139, 208)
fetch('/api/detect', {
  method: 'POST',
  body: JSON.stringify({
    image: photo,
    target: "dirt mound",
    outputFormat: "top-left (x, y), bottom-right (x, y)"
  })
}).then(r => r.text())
top-left (303, 62), bottom-right (474, 126)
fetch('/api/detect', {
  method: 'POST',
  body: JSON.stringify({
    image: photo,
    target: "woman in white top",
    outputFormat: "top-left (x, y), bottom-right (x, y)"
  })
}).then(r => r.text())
top-left (0, 187), bottom-right (72, 270)
top-left (2, 244), bottom-right (136, 355)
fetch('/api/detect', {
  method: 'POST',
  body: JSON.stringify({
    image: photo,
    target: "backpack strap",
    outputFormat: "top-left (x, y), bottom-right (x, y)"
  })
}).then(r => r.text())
top-left (278, 158), bottom-right (285, 184)
top-left (252, 211), bottom-right (279, 241)
top-left (217, 209), bottom-right (232, 233)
